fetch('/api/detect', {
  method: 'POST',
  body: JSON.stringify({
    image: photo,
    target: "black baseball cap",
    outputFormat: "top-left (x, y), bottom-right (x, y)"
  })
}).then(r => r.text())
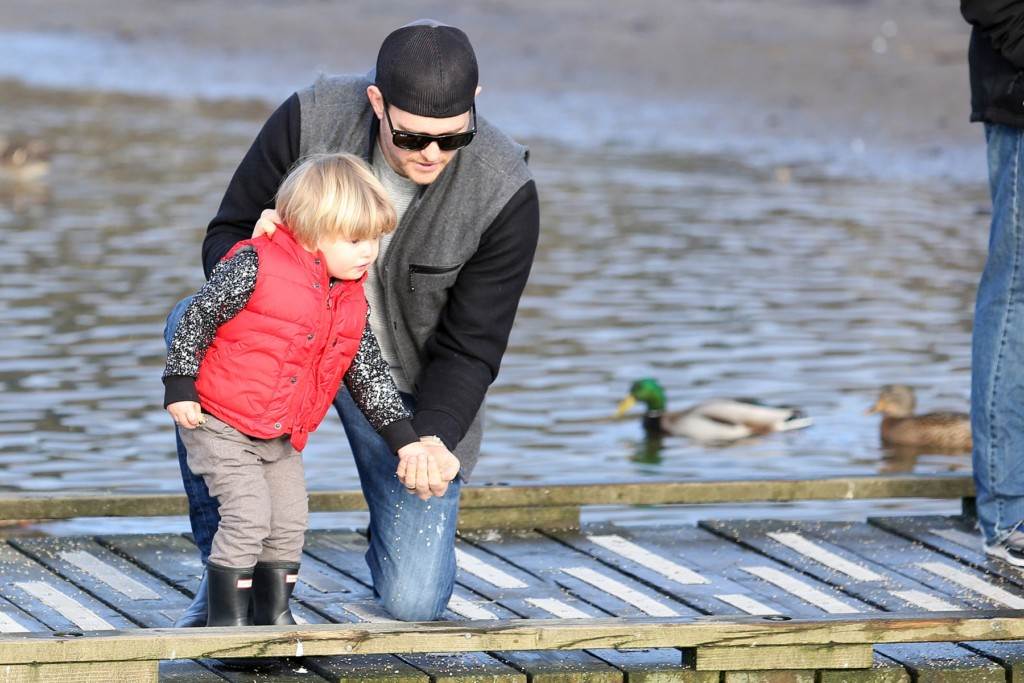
top-left (374, 20), bottom-right (478, 118)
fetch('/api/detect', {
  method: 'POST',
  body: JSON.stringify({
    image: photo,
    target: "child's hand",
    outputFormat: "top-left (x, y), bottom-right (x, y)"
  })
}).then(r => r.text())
top-left (396, 438), bottom-right (460, 500)
top-left (252, 209), bottom-right (283, 239)
top-left (167, 401), bottom-right (205, 429)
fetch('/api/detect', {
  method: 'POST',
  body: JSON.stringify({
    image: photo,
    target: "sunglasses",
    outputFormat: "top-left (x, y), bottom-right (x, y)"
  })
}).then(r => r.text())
top-left (382, 100), bottom-right (476, 152)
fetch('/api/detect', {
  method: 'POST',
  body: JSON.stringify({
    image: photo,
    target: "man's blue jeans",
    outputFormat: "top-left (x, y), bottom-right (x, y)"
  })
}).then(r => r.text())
top-left (973, 123), bottom-right (1024, 544)
top-left (164, 297), bottom-right (461, 620)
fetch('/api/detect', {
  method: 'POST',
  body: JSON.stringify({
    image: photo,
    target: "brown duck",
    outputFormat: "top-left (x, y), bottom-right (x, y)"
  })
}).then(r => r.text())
top-left (866, 385), bottom-right (971, 451)
top-left (0, 136), bottom-right (51, 180)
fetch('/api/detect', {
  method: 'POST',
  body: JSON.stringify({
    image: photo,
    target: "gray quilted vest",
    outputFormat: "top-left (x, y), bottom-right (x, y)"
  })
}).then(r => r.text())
top-left (298, 74), bottom-right (531, 478)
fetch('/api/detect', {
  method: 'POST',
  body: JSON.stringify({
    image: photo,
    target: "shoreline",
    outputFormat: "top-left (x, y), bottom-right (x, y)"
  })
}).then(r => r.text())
top-left (0, 0), bottom-right (984, 182)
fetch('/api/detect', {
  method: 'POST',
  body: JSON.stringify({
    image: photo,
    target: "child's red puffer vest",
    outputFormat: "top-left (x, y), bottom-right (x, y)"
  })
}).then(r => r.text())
top-left (195, 227), bottom-right (367, 451)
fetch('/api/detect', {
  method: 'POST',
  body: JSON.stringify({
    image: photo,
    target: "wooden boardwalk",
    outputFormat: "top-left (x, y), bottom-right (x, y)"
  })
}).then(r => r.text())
top-left (1, 475), bottom-right (1024, 681)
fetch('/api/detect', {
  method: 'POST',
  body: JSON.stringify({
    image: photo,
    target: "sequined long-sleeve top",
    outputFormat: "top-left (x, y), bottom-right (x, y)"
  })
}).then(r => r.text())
top-left (162, 248), bottom-right (418, 452)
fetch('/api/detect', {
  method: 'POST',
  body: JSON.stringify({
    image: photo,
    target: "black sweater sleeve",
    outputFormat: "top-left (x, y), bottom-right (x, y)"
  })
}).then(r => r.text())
top-left (162, 249), bottom-right (259, 406)
top-left (963, 0), bottom-right (1024, 68)
top-left (411, 180), bottom-right (540, 449)
top-left (344, 315), bottom-right (419, 453)
top-left (202, 93), bottom-right (301, 277)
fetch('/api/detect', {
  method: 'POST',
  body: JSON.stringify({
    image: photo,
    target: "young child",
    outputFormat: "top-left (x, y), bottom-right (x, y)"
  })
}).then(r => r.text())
top-left (163, 153), bottom-right (449, 627)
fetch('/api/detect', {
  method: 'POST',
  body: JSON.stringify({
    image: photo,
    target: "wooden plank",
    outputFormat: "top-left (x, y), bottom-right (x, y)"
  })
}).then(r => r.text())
top-left (471, 524), bottom-right (782, 679)
top-left (10, 537), bottom-right (191, 628)
top-left (0, 543), bottom-right (134, 632)
top-left (547, 524), bottom-right (846, 616)
top-left (0, 475), bottom-right (974, 520)
top-left (876, 642), bottom-right (1005, 682)
top-left (157, 660), bottom-right (225, 682)
top-left (697, 520), bottom-right (997, 612)
top-left (97, 533), bottom-right (365, 679)
top-left (458, 529), bottom-right (699, 618)
top-left (699, 519), bottom-right (999, 674)
top-left (685, 644), bottom-right (873, 671)
top-left (0, 594), bottom-right (48, 634)
top-left (783, 520), bottom-right (1021, 611)
top-left (302, 655), bottom-right (428, 683)
top-left (301, 531), bottom-right (375, 588)
top-left (452, 536), bottom-right (614, 619)
top-left (721, 673), bottom-right (814, 683)
top-left (97, 534), bottom-right (205, 595)
top-left (587, 648), bottom-right (718, 683)
top-left (457, 506), bottom-right (580, 531)
top-left (960, 641), bottom-right (1024, 680)
top-left (397, 652), bottom-right (524, 682)
top-left (303, 589), bottom-right (507, 679)
top-left (866, 515), bottom-right (1024, 589)
top-left (608, 524), bottom-right (903, 677)
top-left (4, 611), bottom-right (1024, 663)
top-left (200, 658), bottom-right (330, 682)
top-left (817, 654), bottom-right (911, 683)
top-left (476, 526), bottom-right (899, 677)
top-left (431, 535), bottom-right (630, 682)
top-left (98, 533), bottom-right (325, 626)
top-left (484, 650), bottom-right (622, 683)
top-left (0, 660), bottom-right (158, 682)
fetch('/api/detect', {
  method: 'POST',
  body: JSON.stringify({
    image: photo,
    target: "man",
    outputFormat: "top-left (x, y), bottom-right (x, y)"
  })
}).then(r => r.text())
top-left (170, 19), bottom-right (539, 625)
top-left (962, 1), bottom-right (1024, 564)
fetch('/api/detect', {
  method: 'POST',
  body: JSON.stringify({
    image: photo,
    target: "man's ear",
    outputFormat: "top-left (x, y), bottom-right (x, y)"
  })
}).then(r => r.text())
top-left (366, 85), bottom-right (385, 118)
top-left (475, 85), bottom-right (482, 97)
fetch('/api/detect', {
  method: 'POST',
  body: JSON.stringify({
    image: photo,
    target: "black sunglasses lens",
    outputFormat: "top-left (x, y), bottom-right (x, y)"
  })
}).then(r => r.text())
top-left (391, 131), bottom-right (475, 152)
top-left (436, 132), bottom-right (475, 151)
top-left (392, 132), bottom-right (430, 151)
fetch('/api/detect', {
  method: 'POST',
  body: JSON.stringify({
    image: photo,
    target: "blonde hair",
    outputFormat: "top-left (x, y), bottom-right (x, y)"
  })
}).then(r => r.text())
top-left (275, 153), bottom-right (397, 248)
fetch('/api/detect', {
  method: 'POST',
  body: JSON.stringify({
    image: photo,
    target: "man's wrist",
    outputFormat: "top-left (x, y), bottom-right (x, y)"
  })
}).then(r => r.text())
top-left (412, 410), bottom-right (460, 451)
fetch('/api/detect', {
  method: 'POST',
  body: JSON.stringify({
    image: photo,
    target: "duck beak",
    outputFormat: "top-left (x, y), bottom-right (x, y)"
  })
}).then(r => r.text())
top-left (616, 395), bottom-right (637, 418)
top-left (865, 400), bottom-right (882, 415)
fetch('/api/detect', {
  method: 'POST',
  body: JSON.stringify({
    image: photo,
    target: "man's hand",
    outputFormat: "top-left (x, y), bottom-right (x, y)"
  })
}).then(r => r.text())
top-left (396, 437), bottom-right (461, 500)
top-left (252, 209), bottom-right (283, 239)
top-left (167, 401), bottom-right (205, 429)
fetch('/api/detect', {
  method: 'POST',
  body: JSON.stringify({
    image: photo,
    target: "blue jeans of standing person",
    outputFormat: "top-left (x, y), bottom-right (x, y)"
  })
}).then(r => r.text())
top-left (973, 123), bottom-right (1024, 545)
top-left (164, 297), bottom-right (461, 620)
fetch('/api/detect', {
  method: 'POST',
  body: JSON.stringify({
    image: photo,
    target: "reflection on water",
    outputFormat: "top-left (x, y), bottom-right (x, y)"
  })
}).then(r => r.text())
top-left (0, 79), bottom-right (987, 525)
top-left (631, 436), bottom-right (665, 466)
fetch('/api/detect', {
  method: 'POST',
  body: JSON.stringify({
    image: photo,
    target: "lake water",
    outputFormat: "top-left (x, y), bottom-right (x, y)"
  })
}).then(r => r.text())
top-left (0, 29), bottom-right (989, 532)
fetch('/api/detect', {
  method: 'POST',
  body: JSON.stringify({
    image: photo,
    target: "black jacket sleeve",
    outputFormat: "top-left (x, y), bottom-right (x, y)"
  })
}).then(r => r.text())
top-left (411, 180), bottom-right (540, 449)
top-left (202, 93), bottom-right (301, 277)
top-left (963, 0), bottom-right (1024, 68)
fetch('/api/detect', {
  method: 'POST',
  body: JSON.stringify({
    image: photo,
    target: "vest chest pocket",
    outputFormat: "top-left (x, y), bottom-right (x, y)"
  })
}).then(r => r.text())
top-left (408, 263), bottom-right (462, 292)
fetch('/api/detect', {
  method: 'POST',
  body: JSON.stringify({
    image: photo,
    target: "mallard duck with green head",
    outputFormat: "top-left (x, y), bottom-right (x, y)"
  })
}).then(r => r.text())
top-left (616, 378), bottom-right (813, 444)
top-left (866, 385), bottom-right (971, 451)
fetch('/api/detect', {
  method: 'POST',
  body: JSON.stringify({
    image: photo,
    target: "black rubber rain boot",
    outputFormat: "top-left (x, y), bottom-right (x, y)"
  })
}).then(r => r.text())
top-left (205, 562), bottom-right (255, 627)
top-left (173, 569), bottom-right (209, 627)
top-left (252, 561), bottom-right (300, 625)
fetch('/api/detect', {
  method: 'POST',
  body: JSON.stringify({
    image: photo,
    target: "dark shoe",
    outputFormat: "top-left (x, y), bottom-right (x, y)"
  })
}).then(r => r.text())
top-left (206, 562), bottom-right (254, 627)
top-left (252, 561), bottom-right (300, 625)
top-left (173, 569), bottom-right (209, 627)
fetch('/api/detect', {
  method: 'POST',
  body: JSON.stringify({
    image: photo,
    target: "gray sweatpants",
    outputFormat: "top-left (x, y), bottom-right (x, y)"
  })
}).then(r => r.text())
top-left (179, 414), bottom-right (308, 568)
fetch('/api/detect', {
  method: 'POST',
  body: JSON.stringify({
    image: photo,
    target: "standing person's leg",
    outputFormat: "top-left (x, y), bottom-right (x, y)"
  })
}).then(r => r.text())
top-left (974, 122), bottom-right (1024, 561)
top-left (164, 296), bottom-right (222, 625)
top-left (334, 388), bottom-right (461, 621)
top-left (179, 417), bottom-right (274, 626)
top-left (253, 445), bottom-right (307, 625)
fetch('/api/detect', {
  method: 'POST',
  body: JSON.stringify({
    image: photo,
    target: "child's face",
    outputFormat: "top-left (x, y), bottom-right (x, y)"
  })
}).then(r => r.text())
top-left (319, 236), bottom-right (379, 280)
